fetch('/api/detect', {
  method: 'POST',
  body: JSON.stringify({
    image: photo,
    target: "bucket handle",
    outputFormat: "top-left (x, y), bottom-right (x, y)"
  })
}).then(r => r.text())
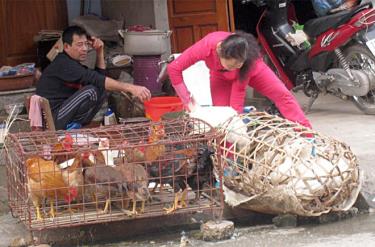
top-left (119, 29), bottom-right (171, 39)
top-left (118, 29), bottom-right (125, 39)
top-left (163, 31), bottom-right (172, 39)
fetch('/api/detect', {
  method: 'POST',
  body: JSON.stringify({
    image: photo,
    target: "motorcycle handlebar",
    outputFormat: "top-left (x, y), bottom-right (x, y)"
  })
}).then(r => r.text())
top-left (241, 0), bottom-right (267, 7)
top-left (242, 0), bottom-right (293, 8)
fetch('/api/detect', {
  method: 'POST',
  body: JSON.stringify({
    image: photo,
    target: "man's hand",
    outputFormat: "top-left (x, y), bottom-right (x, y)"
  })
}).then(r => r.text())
top-left (129, 85), bottom-right (151, 102)
top-left (89, 37), bottom-right (104, 52)
top-left (89, 37), bottom-right (105, 69)
top-left (104, 77), bottom-right (151, 101)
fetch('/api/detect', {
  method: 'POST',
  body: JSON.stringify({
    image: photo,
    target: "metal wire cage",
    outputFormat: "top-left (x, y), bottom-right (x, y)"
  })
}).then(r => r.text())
top-left (5, 117), bottom-right (223, 230)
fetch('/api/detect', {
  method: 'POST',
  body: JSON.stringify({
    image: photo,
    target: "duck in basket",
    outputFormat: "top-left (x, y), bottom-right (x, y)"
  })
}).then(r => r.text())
top-left (190, 106), bottom-right (363, 217)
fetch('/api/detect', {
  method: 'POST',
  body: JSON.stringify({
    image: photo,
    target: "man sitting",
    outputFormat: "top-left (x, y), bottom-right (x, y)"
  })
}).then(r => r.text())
top-left (36, 25), bottom-right (151, 130)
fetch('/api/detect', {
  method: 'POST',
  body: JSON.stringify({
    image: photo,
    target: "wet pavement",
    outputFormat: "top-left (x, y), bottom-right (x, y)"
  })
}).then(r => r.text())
top-left (92, 212), bottom-right (375, 247)
top-left (212, 212), bottom-right (375, 247)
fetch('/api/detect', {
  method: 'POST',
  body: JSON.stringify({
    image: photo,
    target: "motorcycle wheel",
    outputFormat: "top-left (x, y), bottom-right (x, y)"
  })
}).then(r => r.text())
top-left (344, 44), bottom-right (375, 114)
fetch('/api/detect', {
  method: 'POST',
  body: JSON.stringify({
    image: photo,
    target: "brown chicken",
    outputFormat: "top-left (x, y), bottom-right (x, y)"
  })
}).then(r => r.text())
top-left (26, 156), bottom-right (78, 220)
top-left (115, 162), bottom-right (151, 216)
top-left (142, 124), bottom-right (195, 161)
top-left (82, 158), bottom-right (128, 214)
top-left (144, 124), bottom-right (166, 161)
top-left (59, 152), bottom-right (92, 203)
top-left (123, 124), bottom-right (166, 163)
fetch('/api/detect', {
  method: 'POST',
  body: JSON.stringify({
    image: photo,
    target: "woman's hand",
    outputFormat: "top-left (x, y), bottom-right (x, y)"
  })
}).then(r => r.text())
top-left (185, 96), bottom-right (198, 112)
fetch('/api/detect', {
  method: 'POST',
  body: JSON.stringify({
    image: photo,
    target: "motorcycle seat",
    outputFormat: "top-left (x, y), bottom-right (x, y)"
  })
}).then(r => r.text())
top-left (303, 3), bottom-right (372, 38)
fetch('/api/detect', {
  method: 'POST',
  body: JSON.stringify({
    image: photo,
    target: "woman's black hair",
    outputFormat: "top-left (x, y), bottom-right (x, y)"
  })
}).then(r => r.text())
top-left (218, 31), bottom-right (261, 81)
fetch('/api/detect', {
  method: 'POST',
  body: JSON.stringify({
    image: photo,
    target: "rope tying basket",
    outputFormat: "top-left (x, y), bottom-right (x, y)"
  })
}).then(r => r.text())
top-left (213, 112), bottom-right (362, 216)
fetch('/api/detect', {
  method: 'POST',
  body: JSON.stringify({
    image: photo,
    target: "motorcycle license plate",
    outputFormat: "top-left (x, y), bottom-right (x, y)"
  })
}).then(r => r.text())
top-left (366, 39), bottom-right (375, 56)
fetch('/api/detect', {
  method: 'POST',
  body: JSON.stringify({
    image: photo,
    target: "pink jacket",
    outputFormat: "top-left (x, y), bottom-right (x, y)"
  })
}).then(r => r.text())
top-left (167, 31), bottom-right (311, 128)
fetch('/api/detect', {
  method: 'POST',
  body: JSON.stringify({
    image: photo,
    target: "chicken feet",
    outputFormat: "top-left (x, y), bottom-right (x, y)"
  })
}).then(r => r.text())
top-left (140, 200), bottom-right (145, 214)
top-left (33, 201), bottom-right (60, 220)
top-left (49, 201), bottom-right (56, 218)
top-left (164, 191), bottom-right (182, 214)
top-left (122, 199), bottom-right (146, 216)
top-left (179, 189), bottom-right (188, 208)
top-left (163, 189), bottom-right (190, 214)
top-left (101, 199), bottom-right (111, 214)
top-left (125, 200), bottom-right (138, 216)
top-left (92, 193), bottom-right (110, 214)
top-left (35, 205), bottom-right (43, 221)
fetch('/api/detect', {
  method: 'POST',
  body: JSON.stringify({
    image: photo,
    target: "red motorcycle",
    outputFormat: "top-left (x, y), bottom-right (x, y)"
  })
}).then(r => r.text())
top-left (253, 0), bottom-right (375, 113)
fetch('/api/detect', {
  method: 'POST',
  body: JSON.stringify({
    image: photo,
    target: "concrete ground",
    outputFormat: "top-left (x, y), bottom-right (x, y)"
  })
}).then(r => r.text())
top-left (0, 92), bottom-right (374, 246)
top-left (104, 212), bottom-right (375, 247)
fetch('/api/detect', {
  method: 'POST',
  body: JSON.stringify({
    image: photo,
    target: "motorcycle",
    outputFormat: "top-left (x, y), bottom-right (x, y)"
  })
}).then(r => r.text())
top-left (252, 0), bottom-right (375, 114)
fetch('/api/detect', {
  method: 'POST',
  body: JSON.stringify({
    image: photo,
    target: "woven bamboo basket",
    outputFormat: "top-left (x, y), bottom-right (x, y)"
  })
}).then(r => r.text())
top-left (213, 112), bottom-right (362, 216)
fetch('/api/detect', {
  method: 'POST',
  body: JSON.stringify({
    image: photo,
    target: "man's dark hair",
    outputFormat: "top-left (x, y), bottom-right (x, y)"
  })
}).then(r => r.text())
top-left (219, 31), bottom-right (261, 81)
top-left (62, 26), bottom-right (87, 45)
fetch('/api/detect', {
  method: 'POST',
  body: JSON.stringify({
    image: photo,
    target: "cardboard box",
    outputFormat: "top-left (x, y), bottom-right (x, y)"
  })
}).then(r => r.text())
top-left (46, 37), bottom-right (63, 62)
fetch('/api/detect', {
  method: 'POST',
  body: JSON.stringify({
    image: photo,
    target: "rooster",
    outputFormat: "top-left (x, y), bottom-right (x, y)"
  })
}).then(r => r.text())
top-left (115, 162), bottom-right (151, 216)
top-left (26, 156), bottom-right (78, 220)
top-left (186, 146), bottom-right (215, 202)
top-left (148, 144), bottom-right (214, 214)
top-left (52, 134), bottom-right (74, 164)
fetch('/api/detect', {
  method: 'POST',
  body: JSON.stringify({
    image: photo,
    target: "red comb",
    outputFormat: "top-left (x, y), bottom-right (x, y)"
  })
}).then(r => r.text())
top-left (81, 152), bottom-right (90, 159)
top-left (63, 133), bottom-right (74, 151)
